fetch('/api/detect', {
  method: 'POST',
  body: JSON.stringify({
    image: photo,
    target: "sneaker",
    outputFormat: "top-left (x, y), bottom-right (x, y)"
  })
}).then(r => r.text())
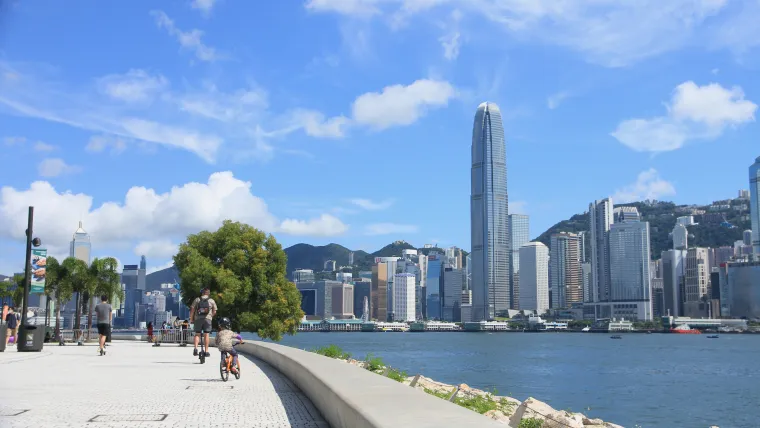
top-left (193, 348), bottom-right (198, 356)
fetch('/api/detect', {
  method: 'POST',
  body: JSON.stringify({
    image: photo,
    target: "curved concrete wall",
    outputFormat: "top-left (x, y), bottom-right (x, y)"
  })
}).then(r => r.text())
top-left (236, 341), bottom-right (508, 428)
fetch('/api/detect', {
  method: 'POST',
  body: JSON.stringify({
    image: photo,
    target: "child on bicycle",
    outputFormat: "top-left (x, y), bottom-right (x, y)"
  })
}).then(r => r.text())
top-left (215, 317), bottom-right (244, 373)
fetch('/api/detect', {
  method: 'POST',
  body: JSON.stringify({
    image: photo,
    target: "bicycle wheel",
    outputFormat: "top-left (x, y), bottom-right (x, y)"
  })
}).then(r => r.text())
top-left (220, 360), bottom-right (229, 382)
top-left (199, 352), bottom-right (205, 364)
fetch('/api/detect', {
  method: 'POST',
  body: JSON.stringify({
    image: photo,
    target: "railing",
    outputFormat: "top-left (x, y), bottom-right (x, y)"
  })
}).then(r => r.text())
top-left (151, 329), bottom-right (192, 346)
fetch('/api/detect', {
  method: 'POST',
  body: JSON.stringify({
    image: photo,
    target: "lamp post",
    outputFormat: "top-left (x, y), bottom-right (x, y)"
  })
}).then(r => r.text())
top-left (18, 206), bottom-right (42, 351)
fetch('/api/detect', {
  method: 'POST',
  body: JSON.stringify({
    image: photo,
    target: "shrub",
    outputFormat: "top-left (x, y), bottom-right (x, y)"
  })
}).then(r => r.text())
top-left (518, 417), bottom-right (544, 428)
top-left (387, 368), bottom-right (407, 383)
top-left (312, 344), bottom-right (351, 360)
top-left (364, 353), bottom-right (385, 372)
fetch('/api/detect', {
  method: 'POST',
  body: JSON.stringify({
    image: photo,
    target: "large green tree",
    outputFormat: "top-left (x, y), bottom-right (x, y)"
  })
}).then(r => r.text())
top-left (173, 220), bottom-right (304, 341)
top-left (84, 257), bottom-right (121, 339)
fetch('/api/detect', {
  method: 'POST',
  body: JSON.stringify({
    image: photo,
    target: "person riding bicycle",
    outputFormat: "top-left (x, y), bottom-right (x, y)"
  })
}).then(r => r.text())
top-left (189, 287), bottom-right (217, 357)
top-left (215, 317), bottom-right (244, 373)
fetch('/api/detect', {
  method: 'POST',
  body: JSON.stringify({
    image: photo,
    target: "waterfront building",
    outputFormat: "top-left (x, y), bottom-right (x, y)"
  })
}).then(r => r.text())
top-left (508, 214), bottom-right (530, 309)
top-left (581, 262), bottom-right (592, 303)
top-left (373, 257), bottom-right (399, 321)
top-left (296, 280), bottom-right (342, 320)
top-left (460, 303), bottom-right (473, 323)
top-left (683, 248), bottom-right (710, 317)
top-left (352, 281), bottom-right (371, 320)
top-left (331, 283), bottom-right (354, 319)
top-left (519, 242), bottom-right (549, 315)
top-left (549, 232), bottom-right (582, 309)
top-left (393, 273), bottom-right (416, 322)
top-left (442, 267), bottom-right (464, 321)
top-left (661, 249), bottom-right (686, 316)
top-left (719, 261), bottom-right (760, 319)
top-left (608, 220), bottom-right (652, 320)
top-left (750, 157), bottom-right (760, 258)
top-left (589, 198), bottom-right (614, 302)
top-left (471, 101), bottom-right (510, 321)
top-left (292, 269), bottom-right (315, 283)
top-left (426, 253), bottom-right (443, 320)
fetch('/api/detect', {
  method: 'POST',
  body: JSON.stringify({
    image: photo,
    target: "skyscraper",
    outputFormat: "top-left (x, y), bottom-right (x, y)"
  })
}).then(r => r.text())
top-left (69, 221), bottom-right (91, 263)
top-left (470, 102), bottom-right (510, 321)
top-left (549, 232), bottom-right (582, 309)
top-left (608, 221), bottom-right (651, 303)
top-left (589, 198), bottom-right (613, 302)
top-left (508, 214), bottom-right (530, 309)
top-left (519, 242), bottom-right (549, 314)
top-left (750, 157), bottom-right (760, 258)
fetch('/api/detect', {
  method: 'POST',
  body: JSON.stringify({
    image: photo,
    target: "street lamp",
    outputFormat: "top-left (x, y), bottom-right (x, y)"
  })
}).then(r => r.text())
top-left (18, 206), bottom-right (42, 351)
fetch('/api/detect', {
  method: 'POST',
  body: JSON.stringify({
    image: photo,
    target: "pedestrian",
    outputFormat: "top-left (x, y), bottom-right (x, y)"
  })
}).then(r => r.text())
top-left (4, 306), bottom-right (18, 347)
top-left (147, 322), bottom-right (154, 343)
top-left (95, 295), bottom-right (112, 355)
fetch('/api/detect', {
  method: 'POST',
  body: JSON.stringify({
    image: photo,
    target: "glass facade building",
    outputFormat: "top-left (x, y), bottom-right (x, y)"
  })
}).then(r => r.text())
top-left (750, 157), bottom-right (760, 258)
top-left (508, 214), bottom-right (529, 309)
top-left (470, 102), bottom-right (510, 321)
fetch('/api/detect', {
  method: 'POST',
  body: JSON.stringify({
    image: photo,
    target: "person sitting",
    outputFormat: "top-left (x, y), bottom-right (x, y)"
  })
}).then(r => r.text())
top-left (214, 317), bottom-right (243, 373)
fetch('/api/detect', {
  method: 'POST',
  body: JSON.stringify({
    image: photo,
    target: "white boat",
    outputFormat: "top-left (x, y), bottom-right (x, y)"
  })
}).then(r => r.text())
top-left (581, 326), bottom-right (591, 332)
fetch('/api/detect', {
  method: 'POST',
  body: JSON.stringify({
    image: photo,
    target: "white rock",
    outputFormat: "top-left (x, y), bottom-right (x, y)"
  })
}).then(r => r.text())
top-left (509, 397), bottom-right (558, 427)
top-left (583, 416), bottom-right (605, 425)
top-left (484, 410), bottom-right (511, 425)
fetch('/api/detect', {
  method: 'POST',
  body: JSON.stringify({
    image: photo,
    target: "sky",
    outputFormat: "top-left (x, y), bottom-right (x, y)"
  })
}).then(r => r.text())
top-left (1, 0), bottom-right (760, 276)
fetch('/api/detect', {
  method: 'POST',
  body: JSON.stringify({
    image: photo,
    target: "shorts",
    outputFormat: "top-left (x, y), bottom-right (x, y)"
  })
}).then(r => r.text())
top-left (220, 347), bottom-right (238, 360)
top-left (194, 318), bottom-right (212, 333)
top-left (97, 323), bottom-right (111, 336)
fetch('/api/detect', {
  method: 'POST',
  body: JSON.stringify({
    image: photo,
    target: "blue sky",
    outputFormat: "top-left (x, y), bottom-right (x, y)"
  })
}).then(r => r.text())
top-left (1, 0), bottom-right (760, 275)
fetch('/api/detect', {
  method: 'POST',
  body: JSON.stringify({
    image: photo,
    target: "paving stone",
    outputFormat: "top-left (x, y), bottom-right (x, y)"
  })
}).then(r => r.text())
top-left (0, 341), bottom-right (329, 428)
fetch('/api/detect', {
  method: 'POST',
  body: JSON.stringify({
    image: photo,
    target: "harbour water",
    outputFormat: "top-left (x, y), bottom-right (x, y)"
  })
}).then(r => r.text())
top-left (253, 332), bottom-right (760, 428)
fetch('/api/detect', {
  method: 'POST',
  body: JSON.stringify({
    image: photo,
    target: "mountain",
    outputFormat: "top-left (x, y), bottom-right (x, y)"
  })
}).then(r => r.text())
top-left (145, 265), bottom-right (180, 292)
top-left (536, 199), bottom-right (751, 259)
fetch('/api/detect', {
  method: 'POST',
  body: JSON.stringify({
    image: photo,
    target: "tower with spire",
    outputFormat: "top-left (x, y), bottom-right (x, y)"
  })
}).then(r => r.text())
top-left (70, 221), bottom-right (92, 264)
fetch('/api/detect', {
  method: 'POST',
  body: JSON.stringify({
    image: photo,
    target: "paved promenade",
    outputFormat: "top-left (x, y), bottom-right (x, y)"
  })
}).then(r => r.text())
top-left (0, 341), bottom-right (329, 428)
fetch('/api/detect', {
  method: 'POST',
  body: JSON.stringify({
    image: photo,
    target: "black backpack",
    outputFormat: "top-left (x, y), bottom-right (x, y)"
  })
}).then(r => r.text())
top-left (196, 298), bottom-right (211, 316)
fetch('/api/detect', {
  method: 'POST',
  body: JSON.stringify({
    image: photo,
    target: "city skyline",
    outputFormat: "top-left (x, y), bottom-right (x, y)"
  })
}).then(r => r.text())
top-left (1, 1), bottom-right (760, 277)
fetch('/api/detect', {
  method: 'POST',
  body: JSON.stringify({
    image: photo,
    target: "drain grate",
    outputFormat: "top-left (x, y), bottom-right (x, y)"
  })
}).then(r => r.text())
top-left (89, 414), bottom-right (168, 422)
top-left (0, 409), bottom-right (30, 417)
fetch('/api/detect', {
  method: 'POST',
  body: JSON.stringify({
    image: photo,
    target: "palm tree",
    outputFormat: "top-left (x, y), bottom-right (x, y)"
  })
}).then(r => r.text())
top-left (44, 257), bottom-right (72, 340)
top-left (60, 257), bottom-right (90, 337)
top-left (87, 258), bottom-right (122, 339)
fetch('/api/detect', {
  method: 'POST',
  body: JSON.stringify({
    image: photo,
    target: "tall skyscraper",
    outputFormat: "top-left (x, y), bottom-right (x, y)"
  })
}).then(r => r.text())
top-left (608, 221), bottom-right (652, 303)
top-left (750, 157), bottom-right (760, 258)
top-left (549, 232), bottom-right (582, 309)
top-left (589, 198), bottom-right (614, 302)
top-left (519, 242), bottom-right (549, 314)
top-left (393, 273), bottom-right (416, 322)
top-left (470, 101), bottom-right (510, 321)
top-left (508, 214), bottom-right (530, 309)
top-left (69, 221), bottom-right (91, 263)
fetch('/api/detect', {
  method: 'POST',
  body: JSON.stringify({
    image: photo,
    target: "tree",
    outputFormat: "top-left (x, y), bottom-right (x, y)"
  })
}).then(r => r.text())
top-left (43, 256), bottom-right (62, 331)
top-left (10, 274), bottom-right (24, 309)
top-left (173, 220), bottom-right (304, 341)
top-left (88, 257), bottom-right (122, 338)
top-left (60, 257), bottom-right (90, 332)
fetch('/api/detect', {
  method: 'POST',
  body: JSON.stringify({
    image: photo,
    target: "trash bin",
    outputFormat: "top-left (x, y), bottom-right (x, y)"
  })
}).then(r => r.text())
top-left (0, 324), bottom-right (7, 352)
top-left (17, 325), bottom-right (45, 352)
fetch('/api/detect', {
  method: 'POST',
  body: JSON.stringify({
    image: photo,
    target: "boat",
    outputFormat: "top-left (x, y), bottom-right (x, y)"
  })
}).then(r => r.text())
top-left (670, 324), bottom-right (701, 334)
top-left (581, 326), bottom-right (591, 332)
top-left (610, 335), bottom-right (622, 339)
top-left (707, 335), bottom-right (719, 339)
top-left (646, 331), bottom-right (652, 334)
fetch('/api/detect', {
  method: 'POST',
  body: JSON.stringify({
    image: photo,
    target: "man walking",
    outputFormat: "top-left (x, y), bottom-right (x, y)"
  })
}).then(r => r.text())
top-left (189, 287), bottom-right (217, 357)
top-left (95, 295), bottom-right (112, 355)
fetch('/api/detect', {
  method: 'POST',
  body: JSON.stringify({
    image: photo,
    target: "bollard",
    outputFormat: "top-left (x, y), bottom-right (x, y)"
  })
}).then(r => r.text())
top-left (409, 374), bottom-right (421, 388)
top-left (447, 386), bottom-right (460, 402)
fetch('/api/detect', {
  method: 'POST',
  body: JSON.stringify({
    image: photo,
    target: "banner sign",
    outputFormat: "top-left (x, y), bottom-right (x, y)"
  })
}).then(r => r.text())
top-left (30, 248), bottom-right (47, 294)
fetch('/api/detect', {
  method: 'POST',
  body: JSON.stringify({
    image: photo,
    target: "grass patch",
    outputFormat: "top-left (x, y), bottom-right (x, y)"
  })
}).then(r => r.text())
top-left (312, 344), bottom-right (351, 360)
top-left (386, 367), bottom-right (407, 383)
top-left (364, 353), bottom-right (385, 372)
top-left (518, 418), bottom-right (544, 428)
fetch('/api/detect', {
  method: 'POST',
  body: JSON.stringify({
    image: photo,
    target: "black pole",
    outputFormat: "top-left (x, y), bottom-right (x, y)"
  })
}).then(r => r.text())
top-left (20, 206), bottom-right (33, 328)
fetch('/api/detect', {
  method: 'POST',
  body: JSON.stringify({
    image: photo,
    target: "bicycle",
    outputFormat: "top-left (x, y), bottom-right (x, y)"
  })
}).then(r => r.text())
top-left (220, 343), bottom-right (241, 382)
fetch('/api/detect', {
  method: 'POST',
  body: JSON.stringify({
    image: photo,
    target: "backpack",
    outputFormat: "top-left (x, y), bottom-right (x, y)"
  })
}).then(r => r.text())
top-left (196, 298), bottom-right (211, 317)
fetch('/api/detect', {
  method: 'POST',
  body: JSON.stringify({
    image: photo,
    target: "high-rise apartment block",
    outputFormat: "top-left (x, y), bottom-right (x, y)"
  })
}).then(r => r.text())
top-left (589, 198), bottom-right (614, 302)
top-left (393, 273), bottom-right (416, 322)
top-left (470, 102), bottom-right (510, 321)
top-left (518, 242), bottom-right (549, 314)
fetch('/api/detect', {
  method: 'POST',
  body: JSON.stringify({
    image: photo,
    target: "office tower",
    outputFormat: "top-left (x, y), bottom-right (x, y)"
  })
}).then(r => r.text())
top-left (122, 265), bottom-right (139, 327)
top-left (373, 257), bottom-right (399, 321)
top-left (721, 262), bottom-right (760, 318)
top-left (426, 253), bottom-right (443, 319)
top-left (672, 223), bottom-right (688, 250)
top-left (589, 198), bottom-right (614, 302)
top-left (465, 253), bottom-right (471, 291)
top-left (519, 242), bottom-right (549, 314)
top-left (683, 248), bottom-right (710, 317)
top-left (661, 249), bottom-right (686, 316)
top-left (609, 221), bottom-right (652, 301)
top-left (70, 221), bottom-right (92, 263)
top-left (442, 267), bottom-right (464, 321)
top-left (751, 157), bottom-right (760, 259)
top-left (508, 214), bottom-right (530, 309)
top-left (419, 254), bottom-right (428, 317)
top-left (331, 283), bottom-right (354, 319)
top-left (471, 101), bottom-right (510, 321)
top-left (578, 231), bottom-right (588, 263)
top-left (549, 232), bottom-right (582, 309)
top-left (138, 255), bottom-right (147, 291)
top-left (744, 230), bottom-right (753, 247)
top-left (613, 206), bottom-right (640, 223)
top-left (293, 269), bottom-right (315, 283)
top-left (371, 264), bottom-right (387, 321)
top-left (394, 273), bottom-right (416, 322)
top-left (352, 281), bottom-right (371, 320)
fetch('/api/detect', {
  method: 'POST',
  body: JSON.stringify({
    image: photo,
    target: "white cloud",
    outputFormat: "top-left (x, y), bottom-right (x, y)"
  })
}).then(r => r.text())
top-left (612, 169), bottom-right (676, 203)
top-left (439, 31), bottom-right (461, 60)
top-left (191, 0), bottom-right (218, 15)
top-left (37, 158), bottom-right (81, 178)
top-left (86, 135), bottom-right (127, 154)
top-left (306, 0), bottom-right (741, 67)
top-left (350, 198), bottom-right (394, 210)
top-left (134, 240), bottom-right (179, 259)
top-left (0, 172), bottom-right (348, 258)
top-left (97, 69), bottom-right (168, 103)
top-left (33, 141), bottom-right (56, 152)
top-left (352, 79), bottom-right (456, 130)
top-left (178, 84), bottom-right (268, 123)
top-left (611, 81), bottom-right (757, 152)
top-left (290, 109), bottom-right (350, 138)
top-left (150, 10), bottom-right (219, 62)
top-left (509, 200), bottom-right (528, 214)
top-left (364, 223), bottom-right (419, 236)
top-left (547, 91), bottom-right (570, 109)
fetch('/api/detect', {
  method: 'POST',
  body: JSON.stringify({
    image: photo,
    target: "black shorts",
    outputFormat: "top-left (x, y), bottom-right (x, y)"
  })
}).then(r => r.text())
top-left (97, 323), bottom-right (111, 336)
top-left (194, 318), bottom-right (212, 333)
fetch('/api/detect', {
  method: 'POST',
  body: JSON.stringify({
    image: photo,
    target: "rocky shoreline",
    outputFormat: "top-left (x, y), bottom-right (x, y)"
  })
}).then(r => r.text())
top-left (338, 356), bottom-right (623, 428)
